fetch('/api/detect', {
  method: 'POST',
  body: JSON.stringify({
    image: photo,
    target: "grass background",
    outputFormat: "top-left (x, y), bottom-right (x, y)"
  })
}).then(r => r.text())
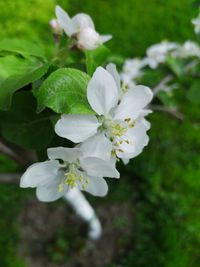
top-left (0, 0), bottom-right (200, 266)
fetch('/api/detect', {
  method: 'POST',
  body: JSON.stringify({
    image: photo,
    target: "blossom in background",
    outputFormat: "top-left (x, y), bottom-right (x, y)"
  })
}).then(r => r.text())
top-left (173, 41), bottom-right (200, 58)
top-left (55, 65), bottom-right (153, 161)
top-left (145, 41), bottom-right (178, 69)
top-left (55, 5), bottom-right (112, 50)
top-left (50, 18), bottom-right (63, 35)
top-left (192, 13), bottom-right (200, 34)
top-left (120, 58), bottom-right (146, 88)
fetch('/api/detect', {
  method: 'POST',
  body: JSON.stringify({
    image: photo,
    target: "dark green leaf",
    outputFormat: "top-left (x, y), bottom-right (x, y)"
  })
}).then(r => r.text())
top-left (187, 80), bottom-right (200, 104)
top-left (193, 0), bottom-right (200, 7)
top-left (0, 38), bottom-right (45, 59)
top-left (85, 45), bottom-right (110, 75)
top-left (140, 69), bottom-right (164, 87)
top-left (0, 91), bottom-right (54, 149)
top-left (37, 68), bottom-right (93, 114)
top-left (157, 91), bottom-right (177, 107)
top-left (0, 55), bottom-right (49, 110)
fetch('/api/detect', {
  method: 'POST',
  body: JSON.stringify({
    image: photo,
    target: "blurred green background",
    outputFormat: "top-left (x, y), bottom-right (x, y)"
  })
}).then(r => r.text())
top-left (0, 0), bottom-right (200, 266)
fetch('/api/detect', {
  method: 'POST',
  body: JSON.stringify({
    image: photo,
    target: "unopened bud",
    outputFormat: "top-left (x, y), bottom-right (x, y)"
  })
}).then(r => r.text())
top-left (50, 18), bottom-right (62, 35)
top-left (77, 27), bottom-right (100, 50)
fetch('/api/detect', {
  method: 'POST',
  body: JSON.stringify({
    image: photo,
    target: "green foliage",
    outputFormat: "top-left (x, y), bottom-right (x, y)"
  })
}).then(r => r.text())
top-left (0, 1), bottom-right (199, 267)
top-left (0, 38), bottom-right (46, 59)
top-left (157, 90), bottom-right (178, 107)
top-left (187, 80), bottom-right (200, 104)
top-left (85, 45), bottom-right (110, 75)
top-left (0, 54), bottom-right (49, 110)
top-left (69, 0), bottom-right (196, 57)
top-left (113, 86), bottom-right (200, 266)
top-left (0, 0), bottom-right (57, 57)
top-left (0, 154), bottom-right (27, 267)
top-left (166, 57), bottom-right (185, 77)
top-left (0, 0), bottom-right (196, 58)
top-left (0, 185), bottom-right (27, 267)
top-left (141, 69), bottom-right (165, 87)
top-left (37, 68), bottom-right (93, 114)
top-left (0, 91), bottom-right (54, 149)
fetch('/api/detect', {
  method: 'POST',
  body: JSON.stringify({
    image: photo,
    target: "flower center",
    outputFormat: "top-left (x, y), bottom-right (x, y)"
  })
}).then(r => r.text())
top-left (102, 117), bottom-right (135, 155)
top-left (122, 83), bottom-right (129, 93)
top-left (58, 163), bottom-right (89, 192)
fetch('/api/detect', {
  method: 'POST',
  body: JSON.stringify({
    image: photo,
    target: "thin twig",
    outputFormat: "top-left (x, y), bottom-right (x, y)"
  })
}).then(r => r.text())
top-left (150, 104), bottom-right (184, 121)
top-left (0, 138), bottom-right (37, 167)
top-left (184, 59), bottom-right (199, 72)
top-left (153, 74), bottom-right (174, 96)
top-left (0, 141), bottom-right (29, 166)
top-left (0, 173), bottom-right (20, 184)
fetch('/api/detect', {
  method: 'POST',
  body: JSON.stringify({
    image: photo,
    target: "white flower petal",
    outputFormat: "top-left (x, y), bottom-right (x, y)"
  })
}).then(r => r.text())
top-left (99, 34), bottom-right (112, 44)
top-left (47, 147), bottom-right (82, 162)
top-left (20, 160), bottom-right (60, 188)
top-left (55, 5), bottom-right (72, 36)
top-left (120, 149), bottom-right (143, 160)
top-left (106, 63), bottom-right (121, 94)
top-left (55, 114), bottom-right (100, 143)
top-left (70, 13), bottom-right (94, 33)
top-left (80, 157), bottom-right (120, 178)
top-left (139, 109), bottom-right (152, 117)
top-left (84, 176), bottom-right (108, 197)
top-left (117, 121), bottom-right (149, 158)
top-left (140, 118), bottom-right (151, 130)
top-left (121, 158), bottom-right (130, 165)
top-left (78, 27), bottom-right (100, 50)
top-left (87, 67), bottom-right (120, 115)
top-left (114, 85), bottom-right (153, 120)
top-left (80, 133), bottom-right (112, 160)
top-left (36, 183), bottom-right (66, 202)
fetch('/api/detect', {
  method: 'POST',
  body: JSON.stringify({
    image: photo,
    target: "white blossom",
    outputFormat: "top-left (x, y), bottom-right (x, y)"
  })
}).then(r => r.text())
top-left (172, 41), bottom-right (200, 58)
top-left (55, 64), bottom-right (153, 161)
top-left (120, 58), bottom-right (146, 88)
top-left (145, 41), bottom-right (178, 69)
top-left (20, 137), bottom-right (119, 202)
top-left (192, 14), bottom-right (200, 34)
top-left (55, 5), bottom-right (112, 50)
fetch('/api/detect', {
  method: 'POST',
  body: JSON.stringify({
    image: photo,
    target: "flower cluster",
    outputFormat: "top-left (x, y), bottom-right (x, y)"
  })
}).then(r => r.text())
top-left (20, 64), bottom-right (153, 202)
top-left (120, 13), bottom-right (200, 89)
top-left (52, 5), bottom-right (112, 50)
top-left (121, 40), bottom-right (200, 89)
top-left (192, 12), bottom-right (200, 34)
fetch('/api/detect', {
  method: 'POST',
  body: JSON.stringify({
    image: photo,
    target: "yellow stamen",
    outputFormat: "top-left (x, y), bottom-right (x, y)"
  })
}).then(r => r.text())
top-left (58, 170), bottom-right (89, 192)
top-left (111, 124), bottom-right (127, 137)
top-left (122, 83), bottom-right (129, 93)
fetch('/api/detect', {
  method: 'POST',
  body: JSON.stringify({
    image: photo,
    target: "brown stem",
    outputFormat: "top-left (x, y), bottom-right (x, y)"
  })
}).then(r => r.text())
top-left (0, 138), bottom-right (37, 167)
top-left (150, 105), bottom-right (184, 121)
top-left (153, 75), bottom-right (174, 96)
top-left (0, 141), bottom-right (29, 166)
top-left (0, 173), bottom-right (20, 184)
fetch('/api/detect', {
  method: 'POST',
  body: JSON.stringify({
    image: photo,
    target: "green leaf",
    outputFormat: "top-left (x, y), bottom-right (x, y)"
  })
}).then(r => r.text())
top-left (187, 80), bottom-right (200, 104)
top-left (0, 38), bottom-right (46, 59)
top-left (37, 68), bottom-right (93, 114)
top-left (157, 91), bottom-right (177, 107)
top-left (140, 69), bottom-right (164, 87)
top-left (166, 57), bottom-right (185, 77)
top-left (0, 55), bottom-right (49, 110)
top-left (85, 45), bottom-right (110, 75)
top-left (0, 91), bottom-right (54, 149)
